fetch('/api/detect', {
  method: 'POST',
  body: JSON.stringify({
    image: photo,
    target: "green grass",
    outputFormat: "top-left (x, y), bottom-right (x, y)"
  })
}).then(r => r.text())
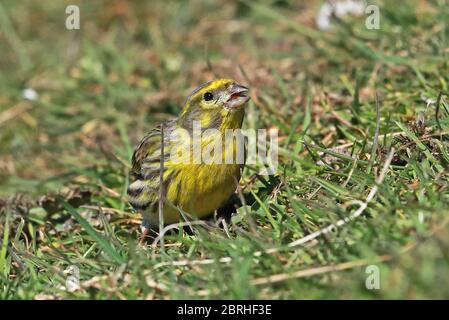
top-left (1, 0), bottom-right (449, 299)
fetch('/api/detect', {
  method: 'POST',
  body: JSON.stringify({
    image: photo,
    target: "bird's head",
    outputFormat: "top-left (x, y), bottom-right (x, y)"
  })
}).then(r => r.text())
top-left (178, 79), bottom-right (250, 131)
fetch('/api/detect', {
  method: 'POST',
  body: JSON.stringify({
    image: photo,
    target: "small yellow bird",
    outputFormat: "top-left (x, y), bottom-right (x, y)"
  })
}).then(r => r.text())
top-left (127, 79), bottom-right (250, 236)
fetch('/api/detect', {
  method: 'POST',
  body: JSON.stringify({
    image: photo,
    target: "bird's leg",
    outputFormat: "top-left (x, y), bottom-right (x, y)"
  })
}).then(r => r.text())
top-left (139, 227), bottom-right (150, 246)
top-left (139, 219), bottom-right (151, 246)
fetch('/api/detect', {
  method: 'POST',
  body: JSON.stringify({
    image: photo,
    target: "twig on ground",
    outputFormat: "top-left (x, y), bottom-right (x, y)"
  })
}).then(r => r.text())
top-left (0, 103), bottom-right (33, 126)
top-left (250, 255), bottom-right (391, 286)
top-left (287, 147), bottom-right (394, 248)
top-left (249, 212), bottom-right (449, 287)
top-left (150, 221), bottom-right (211, 258)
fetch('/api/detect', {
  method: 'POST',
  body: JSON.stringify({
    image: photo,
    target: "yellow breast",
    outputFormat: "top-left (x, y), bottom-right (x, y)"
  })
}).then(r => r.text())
top-left (162, 128), bottom-right (243, 223)
top-left (163, 162), bottom-right (241, 223)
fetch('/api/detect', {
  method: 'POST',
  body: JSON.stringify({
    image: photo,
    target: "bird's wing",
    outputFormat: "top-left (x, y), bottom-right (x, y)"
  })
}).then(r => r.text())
top-left (131, 120), bottom-right (178, 179)
top-left (131, 124), bottom-right (162, 181)
top-left (127, 120), bottom-right (175, 213)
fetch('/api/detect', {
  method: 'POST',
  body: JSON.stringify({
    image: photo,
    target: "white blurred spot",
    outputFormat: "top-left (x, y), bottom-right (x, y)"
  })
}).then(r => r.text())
top-left (316, 3), bottom-right (333, 30)
top-left (63, 265), bottom-right (80, 292)
top-left (316, 0), bottom-right (366, 31)
top-left (22, 88), bottom-right (39, 101)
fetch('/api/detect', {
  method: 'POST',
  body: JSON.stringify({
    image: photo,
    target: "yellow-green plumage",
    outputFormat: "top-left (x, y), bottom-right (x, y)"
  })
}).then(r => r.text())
top-left (127, 79), bottom-right (250, 227)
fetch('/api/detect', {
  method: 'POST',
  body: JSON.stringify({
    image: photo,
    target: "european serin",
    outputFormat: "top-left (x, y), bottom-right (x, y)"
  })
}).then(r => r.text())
top-left (127, 79), bottom-right (250, 235)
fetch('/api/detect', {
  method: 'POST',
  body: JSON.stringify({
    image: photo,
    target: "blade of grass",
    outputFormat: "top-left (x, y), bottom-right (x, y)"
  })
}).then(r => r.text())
top-left (57, 197), bottom-right (126, 264)
top-left (0, 208), bottom-right (10, 274)
top-left (250, 189), bottom-right (280, 237)
top-left (313, 177), bottom-right (350, 197)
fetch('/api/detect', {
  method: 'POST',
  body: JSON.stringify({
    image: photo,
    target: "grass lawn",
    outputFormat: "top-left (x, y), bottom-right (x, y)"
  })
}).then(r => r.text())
top-left (1, 0), bottom-right (449, 299)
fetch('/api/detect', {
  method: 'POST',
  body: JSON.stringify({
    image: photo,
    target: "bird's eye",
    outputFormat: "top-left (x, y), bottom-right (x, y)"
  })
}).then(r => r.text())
top-left (203, 92), bottom-right (214, 101)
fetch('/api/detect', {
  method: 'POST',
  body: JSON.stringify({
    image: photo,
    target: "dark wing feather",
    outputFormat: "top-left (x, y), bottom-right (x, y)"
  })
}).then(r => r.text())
top-left (127, 120), bottom-right (176, 214)
top-left (130, 124), bottom-right (163, 181)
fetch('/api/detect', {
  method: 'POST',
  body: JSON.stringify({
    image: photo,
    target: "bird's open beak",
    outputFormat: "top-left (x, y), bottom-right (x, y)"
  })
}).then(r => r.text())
top-left (226, 83), bottom-right (250, 109)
